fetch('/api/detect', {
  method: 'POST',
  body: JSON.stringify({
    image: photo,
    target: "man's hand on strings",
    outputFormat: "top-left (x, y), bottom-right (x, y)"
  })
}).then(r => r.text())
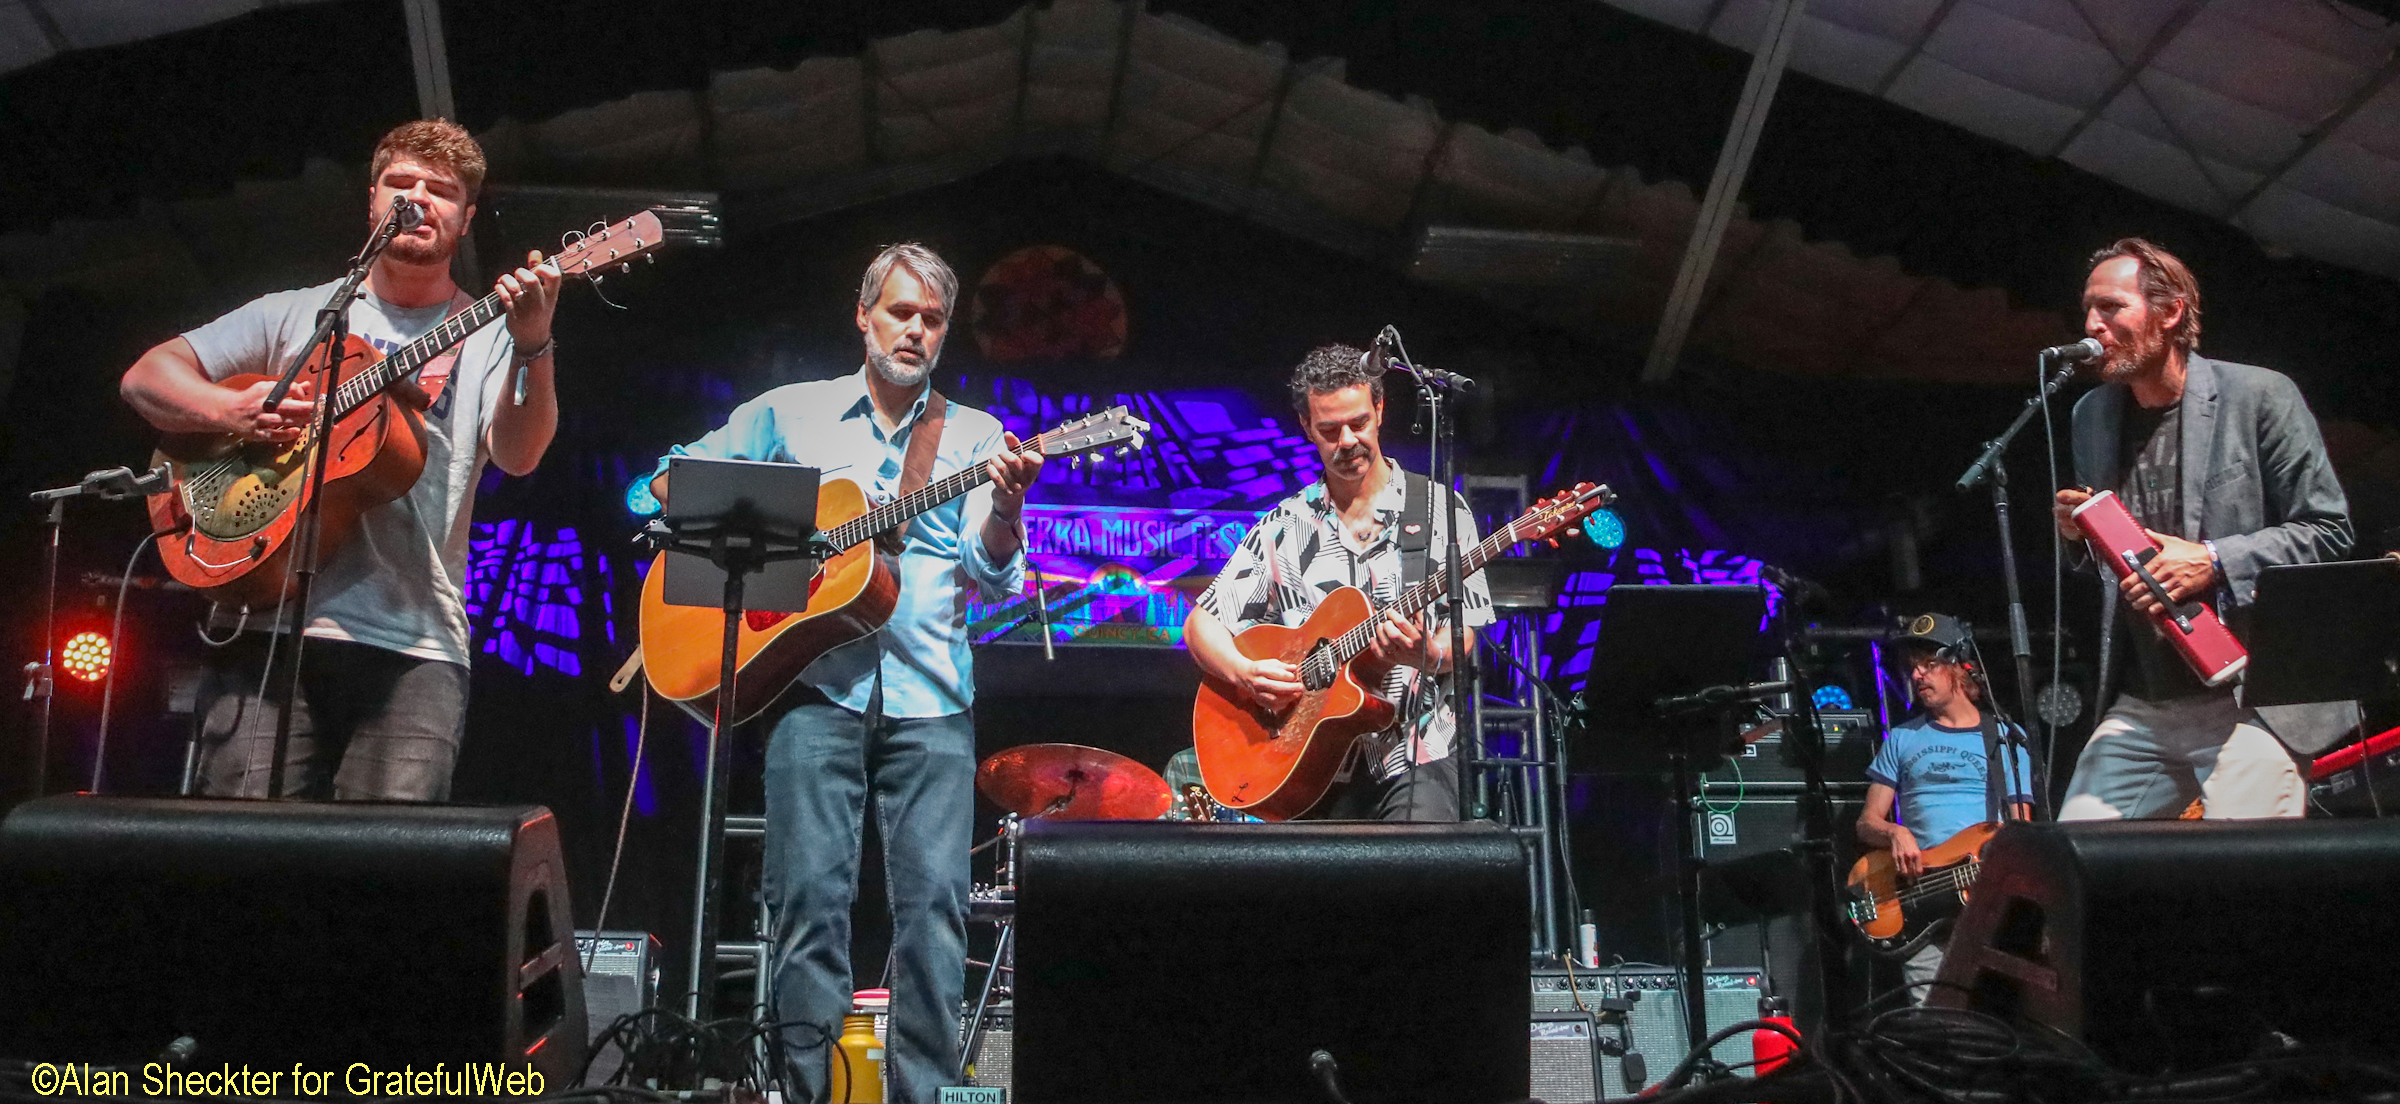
top-left (222, 377), bottom-right (315, 445)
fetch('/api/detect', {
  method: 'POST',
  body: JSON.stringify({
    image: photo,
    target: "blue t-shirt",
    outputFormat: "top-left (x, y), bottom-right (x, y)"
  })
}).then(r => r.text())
top-left (1865, 714), bottom-right (2035, 848)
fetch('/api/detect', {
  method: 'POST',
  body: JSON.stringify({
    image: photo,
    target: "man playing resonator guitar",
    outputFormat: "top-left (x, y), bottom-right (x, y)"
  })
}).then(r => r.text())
top-left (119, 120), bottom-right (561, 801)
top-left (1183, 342), bottom-right (1494, 821)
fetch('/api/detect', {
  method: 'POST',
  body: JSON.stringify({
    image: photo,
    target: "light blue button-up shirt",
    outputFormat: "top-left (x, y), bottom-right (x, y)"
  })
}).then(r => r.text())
top-left (653, 366), bottom-right (1024, 718)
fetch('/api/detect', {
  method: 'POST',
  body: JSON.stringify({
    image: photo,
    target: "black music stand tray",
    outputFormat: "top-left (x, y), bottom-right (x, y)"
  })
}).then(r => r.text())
top-left (655, 456), bottom-right (822, 1018)
top-left (2246, 559), bottom-right (2400, 709)
top-left (1574, 584), bottom-right (1770, 1065)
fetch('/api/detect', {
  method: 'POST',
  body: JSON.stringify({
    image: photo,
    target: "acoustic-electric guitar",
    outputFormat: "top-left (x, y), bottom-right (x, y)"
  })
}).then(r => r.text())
top-left (146, 210), bottom-right (679, 608)
top-left (637, 405), bottom-right (1151, 725)
top-left (1192, 482), bottom-right (1613, 821)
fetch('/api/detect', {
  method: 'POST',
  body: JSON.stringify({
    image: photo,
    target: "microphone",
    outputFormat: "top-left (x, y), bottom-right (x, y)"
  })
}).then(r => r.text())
top-left (392, 196), bottom-right (425, 232)
top-left (1371, 325), bottom-right (1480, 392)
top-left (2041, 337), bottom-right (2104, 362)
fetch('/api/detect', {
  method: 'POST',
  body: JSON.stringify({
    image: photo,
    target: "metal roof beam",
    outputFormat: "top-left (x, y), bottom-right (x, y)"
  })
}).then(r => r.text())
top-left (2044, 0), bottom-right (2208, 160)
top-left (1643, 0), bottom-right (1809, 383)
top-left (20, 0), bottom-right (68, 53)
top-left (1871, 0), bottom-right (1963, 98)
top-left (400, 0), bottom-right (456, 121)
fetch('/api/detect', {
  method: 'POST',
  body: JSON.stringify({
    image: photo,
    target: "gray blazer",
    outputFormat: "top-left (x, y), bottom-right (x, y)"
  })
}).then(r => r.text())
top-left (2070, 354), bottom-right (2359, 755)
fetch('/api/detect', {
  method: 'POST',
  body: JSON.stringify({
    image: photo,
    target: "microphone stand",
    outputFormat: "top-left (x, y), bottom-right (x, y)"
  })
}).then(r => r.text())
top-left (261, 196), bottom-right (417, 799)
top-left (25, 465), bottom-right (175, 798)
top-left (1384, 332), bottom-right (1479, 821)
top-left (1954, 353), bottom-right (2079, 821)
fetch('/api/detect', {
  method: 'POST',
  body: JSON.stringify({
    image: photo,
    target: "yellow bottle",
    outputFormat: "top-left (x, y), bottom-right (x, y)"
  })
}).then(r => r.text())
top-left (828, 1010), bottom-right (884, 1103)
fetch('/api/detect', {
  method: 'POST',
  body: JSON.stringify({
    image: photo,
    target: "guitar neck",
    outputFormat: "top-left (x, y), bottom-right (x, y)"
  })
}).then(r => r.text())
top-left (1325, 518), bottom-right (1522, 665)
top-left (822, 428), bottom-right (1073, 551)
top-left (328, 290), bottom-right (510, 419)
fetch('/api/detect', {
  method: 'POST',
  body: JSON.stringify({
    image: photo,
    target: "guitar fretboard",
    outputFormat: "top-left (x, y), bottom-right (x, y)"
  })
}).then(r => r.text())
top-left (329, 291), bottom-right (511, 419)
top-left (820, 427), bottom-right (1069, 551)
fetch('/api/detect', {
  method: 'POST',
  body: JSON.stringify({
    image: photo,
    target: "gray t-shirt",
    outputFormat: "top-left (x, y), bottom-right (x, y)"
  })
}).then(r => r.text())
top-left (181, 279), bottom-right (514, 666)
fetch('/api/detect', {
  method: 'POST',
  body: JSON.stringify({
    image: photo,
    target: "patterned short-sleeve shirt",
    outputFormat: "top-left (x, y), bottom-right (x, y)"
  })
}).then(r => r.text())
top-left (1196, 460), bottom-right (1495, 777)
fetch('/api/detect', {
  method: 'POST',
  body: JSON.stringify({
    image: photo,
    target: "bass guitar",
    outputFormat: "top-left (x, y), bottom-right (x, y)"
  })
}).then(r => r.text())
top-left (1193, 482), bottom-right (1613, 821)
top-left (1843, 821), bottom-right (2000, 957)
top-left (147, 209), bottom-right (680, 608)
top-left (637, 406), bottom-right (1151, 724)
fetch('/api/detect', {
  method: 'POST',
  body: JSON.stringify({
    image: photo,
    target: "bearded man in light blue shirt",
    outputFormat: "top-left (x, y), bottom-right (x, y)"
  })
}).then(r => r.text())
top-left (649, 243), bottom-right (1040, 1102)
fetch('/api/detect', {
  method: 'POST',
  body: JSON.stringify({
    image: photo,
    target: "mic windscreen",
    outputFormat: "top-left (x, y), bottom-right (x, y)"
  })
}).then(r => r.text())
top-left (395, 200), bottom-right (425, 231)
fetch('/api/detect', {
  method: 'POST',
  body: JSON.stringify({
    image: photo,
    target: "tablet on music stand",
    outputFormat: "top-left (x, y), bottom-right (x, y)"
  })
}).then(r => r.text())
top-left (659, 456), bottom-right (822, 613)
top-left (2245, 558), bottom-right (2400, 708)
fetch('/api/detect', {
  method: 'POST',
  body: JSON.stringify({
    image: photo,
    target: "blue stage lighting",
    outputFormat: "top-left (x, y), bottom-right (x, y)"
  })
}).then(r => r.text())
top-left (1813, 684), bottom-right (1854, 710)
top-left (1582, 507), bottom-right (1625, 549)
top-left (624, 474), bottom-right (662, 517)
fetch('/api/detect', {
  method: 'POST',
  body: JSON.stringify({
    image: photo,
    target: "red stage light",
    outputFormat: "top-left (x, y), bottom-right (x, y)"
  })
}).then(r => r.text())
top-left (61, 631), bottom-right (110, 682)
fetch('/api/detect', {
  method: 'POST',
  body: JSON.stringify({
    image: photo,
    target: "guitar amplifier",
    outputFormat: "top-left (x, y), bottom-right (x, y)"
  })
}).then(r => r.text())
top-left (1528, 968), bottom-right (1763, 1100)
top-left (964, 1003), bottom-right (1014, 1090)
top-left (1716, 710), bottom-right (1879, 784)
top-left (575, 931), bottom-right (660, 1085)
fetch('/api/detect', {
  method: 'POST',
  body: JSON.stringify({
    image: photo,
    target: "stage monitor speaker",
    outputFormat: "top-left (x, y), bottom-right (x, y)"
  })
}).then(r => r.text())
top-left (1932, 819), bottom-right (2400, 1072)
top-left (1014, 820), bottom-right (1528, 1104)
top-left (0, 796), bottom-right (585, 1082)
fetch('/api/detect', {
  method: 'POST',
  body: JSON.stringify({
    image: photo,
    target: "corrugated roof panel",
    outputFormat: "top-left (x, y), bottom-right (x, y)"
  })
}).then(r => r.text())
top-left (1807, 0), bottom-right (1946, 43)
top-left (1886, 55), bottom-right (2087, 154)
top-left (2111, 68), bottom-right (2306, 174)
top-left (1783, 14), bottom-right (1908, 97)
top-left (2153, 6), bottom-right (2379, 128)
top-left (2060, 115), bottom-right (2263, 215)
top-left (2243, 180), bottom-right (2400, 274)
top-left (2279, 138), bottom-right (2400, 225)
top-left (1920, 1), bottom-right (2123, 110)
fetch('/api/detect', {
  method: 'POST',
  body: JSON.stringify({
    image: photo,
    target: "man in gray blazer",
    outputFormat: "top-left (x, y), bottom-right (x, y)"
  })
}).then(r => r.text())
top-left (2053, 238), bottom-right (2354, 820)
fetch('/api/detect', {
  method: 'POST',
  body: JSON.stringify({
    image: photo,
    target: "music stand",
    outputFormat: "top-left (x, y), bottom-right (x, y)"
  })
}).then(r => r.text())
top-left (1573, 584), bottom-right (1770, 1063)
top-left (655, 456), bottom-right (822, 1018)
top-left (2246, 559), bottom-right (2400, 709)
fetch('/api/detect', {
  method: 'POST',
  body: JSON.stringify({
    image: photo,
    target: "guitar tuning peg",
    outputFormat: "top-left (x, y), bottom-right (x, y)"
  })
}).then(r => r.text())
top-left (1546, 538), bottom-right (1561, 549)
top-left (1114, 446), bottom-right (1131, 458)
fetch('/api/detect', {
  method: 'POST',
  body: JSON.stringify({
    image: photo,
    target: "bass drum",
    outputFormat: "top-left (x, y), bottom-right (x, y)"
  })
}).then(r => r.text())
top-left (1160, 747), bottom-right (1261, 822)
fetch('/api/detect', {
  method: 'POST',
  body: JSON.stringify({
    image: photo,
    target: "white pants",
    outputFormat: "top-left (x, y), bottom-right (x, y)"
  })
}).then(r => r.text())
top-left (1903, 942), bottom-right (1944, 1005)
top-left (2059, 692), bottom-right (2305, 821)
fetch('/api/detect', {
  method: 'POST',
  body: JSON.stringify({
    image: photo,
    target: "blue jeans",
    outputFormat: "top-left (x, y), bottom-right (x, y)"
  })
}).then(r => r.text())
top-left (763, 696), bottom-right (974, 1103)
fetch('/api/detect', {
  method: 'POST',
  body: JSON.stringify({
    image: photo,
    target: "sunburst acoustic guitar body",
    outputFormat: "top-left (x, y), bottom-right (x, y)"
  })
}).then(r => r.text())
top-left (638, 477), bottom-right (899, 725)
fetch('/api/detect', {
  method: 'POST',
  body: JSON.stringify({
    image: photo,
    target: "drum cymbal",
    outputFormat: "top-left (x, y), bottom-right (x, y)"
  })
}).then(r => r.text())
top-left (976, 743), bottom-right (1172, 820)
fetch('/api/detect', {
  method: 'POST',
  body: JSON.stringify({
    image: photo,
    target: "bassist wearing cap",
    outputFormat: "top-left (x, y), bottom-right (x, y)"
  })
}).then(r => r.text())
top-left (646, 243), bottom-right (1040, 1104)
top-left (1184, 343), bottom-right (1494, 822)
top-left (1854, 614), bottom-right (2033, 1003)
top-left (2052, 238), bottom-right (2354, 820)
top-left (119, 120), bottom-right (561, 802)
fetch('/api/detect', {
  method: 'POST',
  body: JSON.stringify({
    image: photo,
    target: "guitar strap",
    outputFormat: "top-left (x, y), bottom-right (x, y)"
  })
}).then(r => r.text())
top-left (1398, 470), bottom-right (1432, 587)
top-left (900, 389), bottom-right (948, 496)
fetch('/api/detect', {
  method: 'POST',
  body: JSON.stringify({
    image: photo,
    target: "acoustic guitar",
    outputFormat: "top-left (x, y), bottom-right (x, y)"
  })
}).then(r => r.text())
top-left (1193, 482), bottom-right (1613, 821)
top-left (1843, 821), bottom-right (2000, 957)
top-left (147, 210), bottom-right (679, 608)
top-left (637, 405), bottom-right (1150, 725)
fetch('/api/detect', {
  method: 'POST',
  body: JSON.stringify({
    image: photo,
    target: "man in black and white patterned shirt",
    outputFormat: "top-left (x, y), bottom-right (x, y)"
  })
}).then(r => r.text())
top-left (1184, 343), bottom-right (1494, 820)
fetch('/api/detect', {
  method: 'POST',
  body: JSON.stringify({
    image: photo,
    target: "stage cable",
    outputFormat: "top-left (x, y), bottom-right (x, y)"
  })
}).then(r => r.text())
top-left (89, 532), bottom-right (156, 793)
top-left (2039, 352), bottom-right (2065, 819)
top-left (585, 679), bottom-right (654, 977)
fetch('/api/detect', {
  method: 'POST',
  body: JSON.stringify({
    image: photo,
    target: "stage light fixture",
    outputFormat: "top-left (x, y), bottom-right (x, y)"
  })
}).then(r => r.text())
top-left (624, 475), bottom-right (661, 517)
top-left (61, 631), bottom-right (110, 682)
top-left (1812, 684), bottom-right (1853, 710)
top-left (1582, 507), bottom-right (1625, 549)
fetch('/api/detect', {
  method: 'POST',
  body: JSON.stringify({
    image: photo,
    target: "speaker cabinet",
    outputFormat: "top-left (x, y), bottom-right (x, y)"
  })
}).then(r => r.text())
top-left (1013, 820), bottom-right (1528, 1104)
top-left (1933, 819), bottom-right (2400, 1071)
top-left (0, 796), bottom-right (585, 1081)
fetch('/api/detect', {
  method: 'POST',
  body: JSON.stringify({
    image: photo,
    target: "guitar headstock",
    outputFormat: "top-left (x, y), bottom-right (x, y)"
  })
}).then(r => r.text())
top-left (551, 210), bottom-right (671, 279)
top-left (1516, 481), bottom-right (1616, 544)
top-left (1038, 405), bottom-right (1152, 467)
